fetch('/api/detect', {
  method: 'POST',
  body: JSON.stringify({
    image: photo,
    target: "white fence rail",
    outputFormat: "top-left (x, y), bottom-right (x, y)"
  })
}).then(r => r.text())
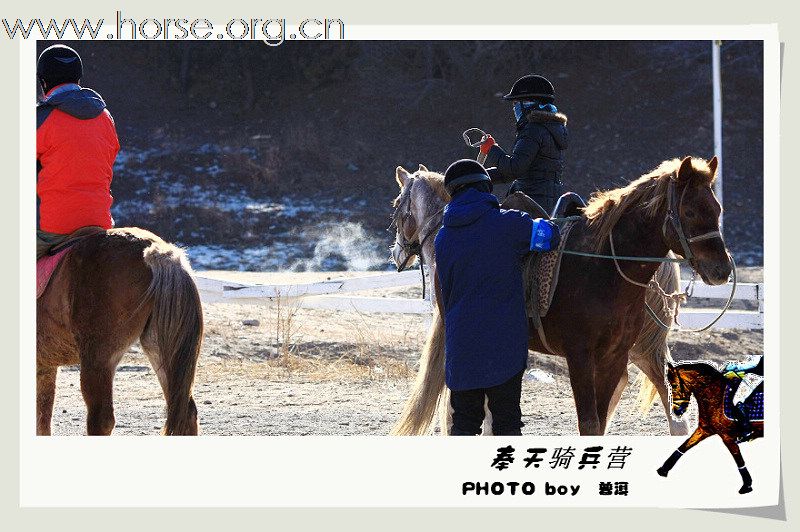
top-left (196, 271), bottom-right (762, 330)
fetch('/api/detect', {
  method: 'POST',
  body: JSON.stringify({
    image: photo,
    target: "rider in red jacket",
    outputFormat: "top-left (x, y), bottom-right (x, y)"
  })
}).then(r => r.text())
top-left (36, 44), bottom-right (119, 258)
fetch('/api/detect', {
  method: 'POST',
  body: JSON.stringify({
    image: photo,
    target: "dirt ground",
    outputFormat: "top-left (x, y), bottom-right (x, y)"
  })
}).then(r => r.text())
top-left (47, 268), bottom-right (764, 436)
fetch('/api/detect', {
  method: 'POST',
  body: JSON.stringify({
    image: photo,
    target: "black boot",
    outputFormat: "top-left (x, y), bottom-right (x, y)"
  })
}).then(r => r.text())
top-left (733, 403), bottom-right (754, 443)
top-left (657, 450), bottom-right (683, 477)
top-left (738, 466), bottom-right (753, 494)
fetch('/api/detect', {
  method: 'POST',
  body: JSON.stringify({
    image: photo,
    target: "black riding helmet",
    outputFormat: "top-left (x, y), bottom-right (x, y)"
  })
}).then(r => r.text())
top-left (444, 159), bottom-right (493, 195)
top-left (503, 74), bottom-right (555, 103)
top-left (37, 44), bottom-right (83, 92)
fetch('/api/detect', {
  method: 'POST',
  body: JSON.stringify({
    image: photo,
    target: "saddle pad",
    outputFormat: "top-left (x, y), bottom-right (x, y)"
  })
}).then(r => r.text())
top-left (723, 380), bottom-right (764, 421)
top-left (37, 248), bottom-right (70, 299)
top-left (524, 219), bottom-right (577, 320)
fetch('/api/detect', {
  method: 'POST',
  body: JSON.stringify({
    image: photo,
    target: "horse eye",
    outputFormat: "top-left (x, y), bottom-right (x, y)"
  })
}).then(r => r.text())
top-left (684, 209), bottom-right (696, 218)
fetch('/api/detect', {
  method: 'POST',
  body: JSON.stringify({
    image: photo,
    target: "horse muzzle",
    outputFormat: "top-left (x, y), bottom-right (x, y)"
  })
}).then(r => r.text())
top-left (391, 244), bottom-right (414, 272)
top-left (694, 257), bottom-right (733, 286)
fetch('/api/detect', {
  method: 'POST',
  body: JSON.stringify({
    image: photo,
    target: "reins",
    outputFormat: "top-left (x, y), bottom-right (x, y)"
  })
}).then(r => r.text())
top-left (555, 178), bottom-right (737, 332)
top-left (392, 168), bottom-right (737, 333)
top-left (548, 177), bottom-right (736, 332)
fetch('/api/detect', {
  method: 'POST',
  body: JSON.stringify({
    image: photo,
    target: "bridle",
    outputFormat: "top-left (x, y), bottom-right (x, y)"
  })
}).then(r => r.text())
top-left (389, 175), bottom-right (444, 299)
top-left (609, 176), bottom-right (735, 332)
top-left (661, 177), bottom-right (724, 263)
top-left (557, 174), bottom-right (735, 332)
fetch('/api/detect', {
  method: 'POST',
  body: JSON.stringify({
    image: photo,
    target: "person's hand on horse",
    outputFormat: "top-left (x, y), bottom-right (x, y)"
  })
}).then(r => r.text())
top-left (479, 134), bottom-right (496, 155)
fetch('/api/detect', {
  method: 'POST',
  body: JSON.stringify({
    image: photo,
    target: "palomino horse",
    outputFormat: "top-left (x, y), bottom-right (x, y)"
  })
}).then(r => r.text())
top-left (657, 361), bottom-right (763, 494)
top-left (37, 228), bottom-right (203, 435)
top-left (392, 156), bottom-right (731, 436)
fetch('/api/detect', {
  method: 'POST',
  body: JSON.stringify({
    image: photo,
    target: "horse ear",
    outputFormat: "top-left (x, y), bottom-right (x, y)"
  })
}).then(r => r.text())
top-left (707, 155), bottom-right (719, 177)
top-left (395, 166), bottom-right (411, 188)
top-left (418, 164), bottom-right (429, 172)
top-left (677, 156), bottom-right (694, 182)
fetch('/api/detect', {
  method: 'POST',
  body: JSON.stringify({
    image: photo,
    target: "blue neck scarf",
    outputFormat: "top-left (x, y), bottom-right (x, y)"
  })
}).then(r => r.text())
top-left (513, 101), bottom-right (558, 122)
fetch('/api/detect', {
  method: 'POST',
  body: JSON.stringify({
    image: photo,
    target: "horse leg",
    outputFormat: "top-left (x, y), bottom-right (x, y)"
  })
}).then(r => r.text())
top-left (565, 351), bottom-right (602, 435)
top-left (599, 367), bottom-right (629, 434)
top-left (79, 353), bottom-right (124, 436)
top-left (439, 387), bottom-right (453, 436)
top-left (657, 426), bottom-right (711, 477)
top-left (140, 334), bottom-right (170, 432)
top-left (721, 435), bottom-right (753, 494)
top-left (36, 365), bottom-right (58, 436)
top-left (481, 396), bottom-right (493, 435)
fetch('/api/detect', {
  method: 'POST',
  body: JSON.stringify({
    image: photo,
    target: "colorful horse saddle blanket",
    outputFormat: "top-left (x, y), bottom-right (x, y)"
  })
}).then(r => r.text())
top-left (37, 248), bottom-right (71, 299)
top-left (723, 379), bottom-right (764, 421)
top-left (523, 218), bottom-right (578, 323)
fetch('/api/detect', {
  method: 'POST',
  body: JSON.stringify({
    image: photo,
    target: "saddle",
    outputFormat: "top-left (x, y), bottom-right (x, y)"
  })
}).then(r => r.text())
top-left (37, 248), bottom-right (71, 299)
top-left (36, 227), bottom-right (105, 299)
top-left (524, 218), bottom-right (578, 322)
top-left (501, 192), bottom-right (585, 353)
top-left (723, 378), bottom-right (764, 422)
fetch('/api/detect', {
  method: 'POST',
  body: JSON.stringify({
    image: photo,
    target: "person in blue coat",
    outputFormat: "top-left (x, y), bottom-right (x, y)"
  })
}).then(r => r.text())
top-left (434, 159), bottom-right (558, 436)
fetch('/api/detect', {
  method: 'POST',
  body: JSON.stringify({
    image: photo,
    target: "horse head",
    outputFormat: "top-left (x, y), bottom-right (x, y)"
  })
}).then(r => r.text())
top-left (390, 164), bottom-right (445, 272)
top-left (666, 362), bottom-right (692, 418)
top-left (663, 156), bottom-right (732, 285)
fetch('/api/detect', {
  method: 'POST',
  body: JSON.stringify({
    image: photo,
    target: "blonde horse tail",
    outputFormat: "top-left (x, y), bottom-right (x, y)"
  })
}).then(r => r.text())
top-left (391, 308), bottom-right (446, 435)
top-left (142, 242), bottom-right (204, 435)
top-left (634, 257), bottom-right (680, 415)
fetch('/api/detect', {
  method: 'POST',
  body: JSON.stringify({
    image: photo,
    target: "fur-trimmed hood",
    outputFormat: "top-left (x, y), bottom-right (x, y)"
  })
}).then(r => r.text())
top-left (523, 109), bottom-right (569, 150)
top-left (525, 109), bottom-right (568, 125)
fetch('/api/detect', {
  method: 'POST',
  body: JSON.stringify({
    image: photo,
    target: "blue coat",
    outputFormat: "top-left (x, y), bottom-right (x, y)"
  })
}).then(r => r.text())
top-left (434, 188), bottom-right (534, 391)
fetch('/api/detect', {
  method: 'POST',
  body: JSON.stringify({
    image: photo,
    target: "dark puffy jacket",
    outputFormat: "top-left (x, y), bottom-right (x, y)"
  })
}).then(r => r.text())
top-left (434, 188), bottom-right (533, 391)
top-left (484, 110), bottom-right (569, 214)
top-left (37, 84), bottom-right (119, 234)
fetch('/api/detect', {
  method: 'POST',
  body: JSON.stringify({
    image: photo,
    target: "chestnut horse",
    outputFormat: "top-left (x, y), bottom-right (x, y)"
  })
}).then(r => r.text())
top-left (392, 156), bottom-right (731, 435)
top-left (657, 361), bottom-right (763, 494)
top-left (37, 228), bottom-right (203, 435)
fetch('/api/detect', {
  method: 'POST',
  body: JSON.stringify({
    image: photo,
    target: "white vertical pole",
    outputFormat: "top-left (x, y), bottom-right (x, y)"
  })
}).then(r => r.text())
top-left (712, 40), bottom-right (724, 231)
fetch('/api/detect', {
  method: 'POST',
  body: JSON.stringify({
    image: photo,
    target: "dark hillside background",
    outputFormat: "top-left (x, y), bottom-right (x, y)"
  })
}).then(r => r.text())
top-left (39, 40), bottom-right (764, 270)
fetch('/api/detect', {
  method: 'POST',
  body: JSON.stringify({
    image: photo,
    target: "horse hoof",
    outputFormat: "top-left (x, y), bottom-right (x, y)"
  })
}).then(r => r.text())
top-left (657, 468), bottom-right (669, 477)
top-left (739, 485), bottom-right (753, 494)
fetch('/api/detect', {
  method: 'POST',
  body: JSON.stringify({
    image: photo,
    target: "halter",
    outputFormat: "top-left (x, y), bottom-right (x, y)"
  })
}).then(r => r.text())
top-left (661, 178), bottom-right (724, 262)
top-left (558, 174), bottom-right (735, 333)
top-left (389, 175), bottom-right (444, 299)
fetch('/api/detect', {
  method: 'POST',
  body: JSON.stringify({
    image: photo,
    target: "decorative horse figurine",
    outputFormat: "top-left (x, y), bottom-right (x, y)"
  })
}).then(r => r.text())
top-left (657, 361), bottom-right (763, 494)
top-left (391, 156), bottom-right (732, 436)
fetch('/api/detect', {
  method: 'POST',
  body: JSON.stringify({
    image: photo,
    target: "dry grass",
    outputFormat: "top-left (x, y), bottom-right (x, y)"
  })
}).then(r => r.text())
top-left (220, 292), bottom-right (415, 382)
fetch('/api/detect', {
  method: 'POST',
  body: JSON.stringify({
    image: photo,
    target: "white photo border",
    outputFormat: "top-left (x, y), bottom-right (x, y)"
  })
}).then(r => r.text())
top-left (19, 24), bottom-right (780, 509)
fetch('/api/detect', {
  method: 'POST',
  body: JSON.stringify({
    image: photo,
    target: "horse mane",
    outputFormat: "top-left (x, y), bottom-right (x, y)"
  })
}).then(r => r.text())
top-left (393, 170), bottom-right (450, 210)
top-left (416, 171), bottom-right (451, 202)
top-left (582, 157), bottom-right (716, 251)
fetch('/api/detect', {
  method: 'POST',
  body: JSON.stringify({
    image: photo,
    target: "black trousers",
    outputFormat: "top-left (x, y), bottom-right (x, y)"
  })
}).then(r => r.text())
top-left (450, 370), bottom-right (525, 436)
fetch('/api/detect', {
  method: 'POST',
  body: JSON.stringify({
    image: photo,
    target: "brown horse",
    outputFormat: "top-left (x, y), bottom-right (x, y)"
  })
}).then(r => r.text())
top-left (37, 228), bottom-right (203, 435)
top-left (392, 156), bottom-right (731, 436)
top-left (657, 361), bottom-right (763, 494)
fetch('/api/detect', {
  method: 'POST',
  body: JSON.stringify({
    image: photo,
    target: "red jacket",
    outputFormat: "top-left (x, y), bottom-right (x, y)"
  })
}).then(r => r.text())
top-left (36, 84), bottom-right (119, 234)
